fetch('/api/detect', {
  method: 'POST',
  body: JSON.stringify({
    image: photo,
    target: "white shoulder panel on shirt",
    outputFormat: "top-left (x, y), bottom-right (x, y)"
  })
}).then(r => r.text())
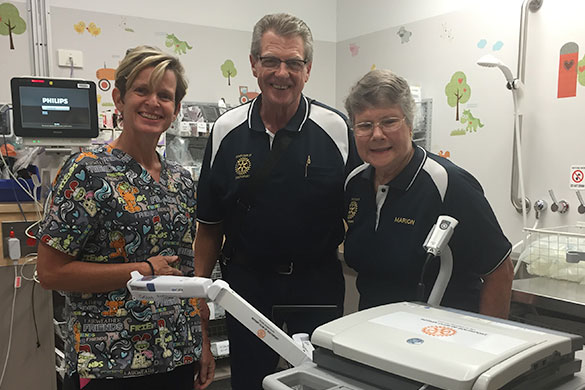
top-left (309, 104), bottom-right (350, 165)
top-left (210, 104), bottom-right (249, 167)
top-left (422, 156), bottom-right (448, 202)
top-left (345, 163), bottom-right (370, 190)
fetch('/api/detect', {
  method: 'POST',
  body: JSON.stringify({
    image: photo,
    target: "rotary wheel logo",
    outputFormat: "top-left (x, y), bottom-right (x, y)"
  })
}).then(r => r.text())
top-left (347, 200), bottom-right (358, 220)
top-left (422, 326), bottom-right (457, 337)
top-left (235, 157), bottom-right (251, 176)
top-left (257, 329), bottom-right (266, 339)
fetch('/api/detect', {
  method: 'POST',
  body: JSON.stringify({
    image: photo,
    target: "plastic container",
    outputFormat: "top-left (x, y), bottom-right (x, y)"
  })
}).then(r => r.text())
top-left (519, 223), bottom-right (585, 283)
top-left (0, 176), bottom-right (40, 202)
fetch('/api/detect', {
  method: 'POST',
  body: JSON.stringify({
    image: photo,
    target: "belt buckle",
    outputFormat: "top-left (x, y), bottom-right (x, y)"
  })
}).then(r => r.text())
top-left (278, 262), bottom-right (294, 275)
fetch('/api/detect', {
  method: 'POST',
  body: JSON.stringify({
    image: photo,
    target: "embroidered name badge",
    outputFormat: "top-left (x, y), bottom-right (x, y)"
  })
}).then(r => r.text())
top-left (394, 216), bottom-right (415, 225)
top-left (235, 154), bottom-right (252, 179)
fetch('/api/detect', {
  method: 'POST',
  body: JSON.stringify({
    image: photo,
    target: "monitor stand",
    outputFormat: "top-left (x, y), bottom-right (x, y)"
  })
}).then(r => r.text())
top-left (36, 148), bottom-right (78, 200)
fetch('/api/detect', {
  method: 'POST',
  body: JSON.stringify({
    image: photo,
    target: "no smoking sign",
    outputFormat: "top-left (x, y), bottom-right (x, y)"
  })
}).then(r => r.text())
top-left (571, 165), bottom-right (585, 189)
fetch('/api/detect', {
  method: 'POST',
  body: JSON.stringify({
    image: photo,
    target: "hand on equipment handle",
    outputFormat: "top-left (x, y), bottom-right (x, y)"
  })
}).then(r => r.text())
top-left (147, 255), bottom-right (183, 276)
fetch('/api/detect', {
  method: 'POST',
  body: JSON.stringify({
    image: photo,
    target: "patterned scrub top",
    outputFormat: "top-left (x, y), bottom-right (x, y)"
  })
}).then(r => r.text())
top-left (37, 144), bottom-right (202, 379)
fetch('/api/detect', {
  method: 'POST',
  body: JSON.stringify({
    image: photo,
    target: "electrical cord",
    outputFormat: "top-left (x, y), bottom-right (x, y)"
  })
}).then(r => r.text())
top-left (15, 178), bottom-right (33, 223)
top-left (19, 255), bottom-right (41, 350)
top-left (18, 176), bottom-right (42, 220)
top-left (25, 220), bottom-right (41, 240)
top-left (20, 254), bottom-right (38, 282)
top-left (0, 133), bottom-right (44, 209)
top-left (1, 130), bottom-right (46, 246)
top-left (10, 183), bottom-right (26, 221)
top-left (20, 176), bottom-right (42, 242)
top-left (1, 133), bottom-right (27, 221)
top-left (417, 253), bottom-right (436, 302)
top-left (0, 264), bottom-right (19, 388)
top-left (31, 280), bottom-right (40, 348)
top-left (30, 174), bottom-right (42, 220)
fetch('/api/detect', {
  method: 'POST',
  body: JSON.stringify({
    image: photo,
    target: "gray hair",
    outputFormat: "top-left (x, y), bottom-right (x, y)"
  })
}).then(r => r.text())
top-left (115, 45), bottom-right (188, 106)
top-left (344, 69), bottom-right (415, 127)
top-left (250, 13), bottom-right (314, 63)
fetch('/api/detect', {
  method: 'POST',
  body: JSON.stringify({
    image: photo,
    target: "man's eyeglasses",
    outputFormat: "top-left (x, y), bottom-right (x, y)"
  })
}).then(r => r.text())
top-left (258, 56), bottom-right (308, 72)
top-left (353, 117), bottom-right (406, 137)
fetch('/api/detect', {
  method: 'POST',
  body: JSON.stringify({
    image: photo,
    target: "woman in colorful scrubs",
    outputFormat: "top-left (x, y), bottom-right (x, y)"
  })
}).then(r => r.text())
top-left (37, 46), bottom-right (214, 390)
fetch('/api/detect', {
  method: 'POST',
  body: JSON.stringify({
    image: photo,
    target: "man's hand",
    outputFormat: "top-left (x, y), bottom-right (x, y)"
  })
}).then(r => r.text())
top-left (195, 339), bottom-right (216, 389)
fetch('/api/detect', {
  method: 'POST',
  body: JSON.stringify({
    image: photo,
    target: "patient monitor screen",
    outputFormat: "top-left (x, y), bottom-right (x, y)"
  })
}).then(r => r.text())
top-left (10, 77), bottom-right (99, 142)
top-left (19, 86), bottom-right (91, 130)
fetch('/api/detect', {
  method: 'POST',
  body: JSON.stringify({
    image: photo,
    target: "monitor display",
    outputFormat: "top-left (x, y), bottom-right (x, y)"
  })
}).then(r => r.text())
top-left (11, 77), bottom-right (99, 146)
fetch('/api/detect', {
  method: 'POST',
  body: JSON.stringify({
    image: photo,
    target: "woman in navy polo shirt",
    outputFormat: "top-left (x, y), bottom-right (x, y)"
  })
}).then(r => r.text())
top-left (343, 69), bottom-right (514, 318)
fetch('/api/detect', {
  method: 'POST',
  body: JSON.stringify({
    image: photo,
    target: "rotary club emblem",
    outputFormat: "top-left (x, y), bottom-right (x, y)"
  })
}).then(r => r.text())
top-left (235, 156), bottom-right (251, 177)
top-left (347, 199), bottom-right (358, 221)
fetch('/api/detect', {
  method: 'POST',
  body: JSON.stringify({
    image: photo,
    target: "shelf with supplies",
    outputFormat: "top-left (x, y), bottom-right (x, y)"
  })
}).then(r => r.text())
top-left (165, 100), bottom-right (230, 181)
top-left (165, 131), bottom-right (207, 181)
top-left (174, 121), bottom-right (212, 138)
top-left (412, 98), bottom-right (432, 150)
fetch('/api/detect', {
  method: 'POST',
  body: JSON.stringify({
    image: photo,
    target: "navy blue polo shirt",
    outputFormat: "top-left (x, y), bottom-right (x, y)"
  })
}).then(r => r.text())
top-left (197, 94), bottom-right (360, 263)
top-left (344, 145), bottom-right (511, 312)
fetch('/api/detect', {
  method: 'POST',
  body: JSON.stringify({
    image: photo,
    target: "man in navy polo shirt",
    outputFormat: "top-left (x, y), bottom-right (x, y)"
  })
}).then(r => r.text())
top-left (343, 69), bottom-right (514, 318)
top-left (194, 13), bottom-right (360, 390)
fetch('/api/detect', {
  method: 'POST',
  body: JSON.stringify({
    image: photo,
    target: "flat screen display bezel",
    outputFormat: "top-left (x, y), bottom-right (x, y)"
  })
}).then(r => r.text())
top-left (10, 77), bottom-right (99, 139)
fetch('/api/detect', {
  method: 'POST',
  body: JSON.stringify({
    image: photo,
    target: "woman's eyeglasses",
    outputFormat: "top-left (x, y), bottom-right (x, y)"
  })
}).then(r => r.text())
top-left (353, 117), bottom-right (406, 137)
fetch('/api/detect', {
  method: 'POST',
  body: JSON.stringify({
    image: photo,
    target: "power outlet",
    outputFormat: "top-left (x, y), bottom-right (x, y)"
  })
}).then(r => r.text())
top-left (57, 49), bottom-right (84, 68)
top-left (2, 221), bottom-right (38, 259)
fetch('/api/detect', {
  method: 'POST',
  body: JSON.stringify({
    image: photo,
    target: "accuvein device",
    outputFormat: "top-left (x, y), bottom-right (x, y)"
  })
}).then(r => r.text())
top-left (127, 215), bottom-right (584, 390)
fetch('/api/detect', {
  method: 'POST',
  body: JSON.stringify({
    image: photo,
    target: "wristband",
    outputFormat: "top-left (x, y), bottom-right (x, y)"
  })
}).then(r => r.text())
top-left (143, 259), bottom-right (155, 275)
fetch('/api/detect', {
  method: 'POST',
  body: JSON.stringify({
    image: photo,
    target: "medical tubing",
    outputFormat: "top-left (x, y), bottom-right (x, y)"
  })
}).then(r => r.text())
top-left (513, 91), bottom-right (528, 232)
top-left (512, 90), bottom-right (529, 278)
top-left (417, 253), bottom-right (436, 301)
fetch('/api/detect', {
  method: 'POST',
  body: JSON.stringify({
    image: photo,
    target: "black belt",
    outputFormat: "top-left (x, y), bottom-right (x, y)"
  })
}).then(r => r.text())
top-left (221, 251), bottom-right (336, 275)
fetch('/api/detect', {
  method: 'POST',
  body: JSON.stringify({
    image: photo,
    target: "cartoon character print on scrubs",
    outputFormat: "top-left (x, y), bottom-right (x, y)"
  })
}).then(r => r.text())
top-left (109, 230), bottom-right (129, 261)
top-left (116, 182), bottom-right (141, 212)
top-left (155, 319), bottom-right (173, 358)
top-left (37, 144), bottom-right (200, 379)
top-left (131, 333), bottom-right (154, 369)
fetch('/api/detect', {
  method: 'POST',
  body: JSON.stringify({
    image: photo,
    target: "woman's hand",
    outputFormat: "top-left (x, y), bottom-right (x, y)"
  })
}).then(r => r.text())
top-left (146, 255), bottom-right (183, 276)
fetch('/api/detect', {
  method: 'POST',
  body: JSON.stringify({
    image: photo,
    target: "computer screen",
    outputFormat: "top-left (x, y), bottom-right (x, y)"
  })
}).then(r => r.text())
top-left (11, 77), bottom-right (99, 147)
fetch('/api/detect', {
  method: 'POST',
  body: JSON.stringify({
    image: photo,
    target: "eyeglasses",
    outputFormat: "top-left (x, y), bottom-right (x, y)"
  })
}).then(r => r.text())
top-left (258, 56), bottom-right (308, 72)
top-left (353, 117), bottom-right (406, 137)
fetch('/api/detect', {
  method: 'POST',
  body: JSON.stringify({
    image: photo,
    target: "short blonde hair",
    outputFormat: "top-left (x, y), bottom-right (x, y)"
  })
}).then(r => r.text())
top-left (115, 45), bottom-right (187, 105)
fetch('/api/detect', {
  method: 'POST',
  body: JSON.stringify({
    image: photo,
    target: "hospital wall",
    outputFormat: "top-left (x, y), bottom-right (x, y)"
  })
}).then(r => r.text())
top-left (2, 0), bottom-right (584, 245)
top-left (1, 0), bottom-right (338, 107)
top-left (336, 0), bottom-right (585, 245)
